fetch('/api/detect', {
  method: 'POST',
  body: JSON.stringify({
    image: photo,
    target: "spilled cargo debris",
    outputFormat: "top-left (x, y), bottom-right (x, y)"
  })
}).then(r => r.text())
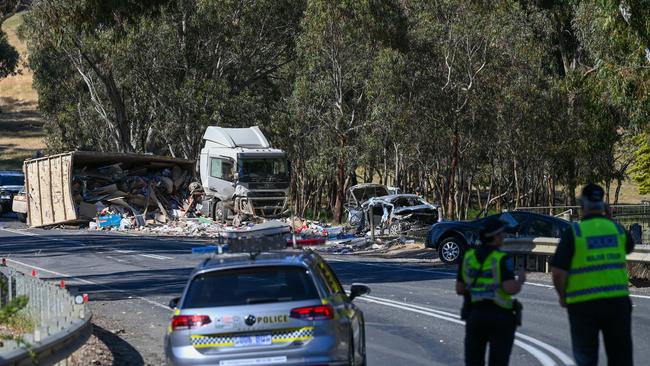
top-left (18, 151), bottom-right (196, 228)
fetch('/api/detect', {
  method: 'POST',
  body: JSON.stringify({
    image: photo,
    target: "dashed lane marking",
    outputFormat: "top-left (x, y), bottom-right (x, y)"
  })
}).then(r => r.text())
top-left (139, 253), bottom-right (172, 260)
top-left (2, 228), bottom-right (174, 261)
top-left (106, 255), bottom-right (127, 263)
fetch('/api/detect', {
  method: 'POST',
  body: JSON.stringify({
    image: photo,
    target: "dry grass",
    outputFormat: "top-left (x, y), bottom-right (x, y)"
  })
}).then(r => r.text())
top-left (608, 181), bottom-right (650, 204)
top-left (0, 12), bottom-right (44, 170)
top-left (0, 13), bottom-right (38, 105)
top-left (0, 311), bottom-right (35, 338)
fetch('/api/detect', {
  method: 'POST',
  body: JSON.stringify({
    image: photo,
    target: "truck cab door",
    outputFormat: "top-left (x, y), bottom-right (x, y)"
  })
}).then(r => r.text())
top-left (206, 156), bottom-right (236, 201)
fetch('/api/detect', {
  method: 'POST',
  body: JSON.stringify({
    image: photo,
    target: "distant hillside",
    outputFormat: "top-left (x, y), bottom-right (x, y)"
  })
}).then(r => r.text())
top-left (0, 12), bottom-right (44, 170)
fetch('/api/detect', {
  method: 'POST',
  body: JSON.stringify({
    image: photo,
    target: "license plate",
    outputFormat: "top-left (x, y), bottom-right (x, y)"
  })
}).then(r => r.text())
top-left (220, 356), bottom-right (287, 366)
top-left (233, 334), bottom-right (272, 347)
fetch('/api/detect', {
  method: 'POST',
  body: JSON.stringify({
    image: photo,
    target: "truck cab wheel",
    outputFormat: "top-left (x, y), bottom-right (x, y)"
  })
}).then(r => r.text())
top-left (16, 212), bottom-right (26, 223)
top-left (213, 201), bottom-right (232, 224)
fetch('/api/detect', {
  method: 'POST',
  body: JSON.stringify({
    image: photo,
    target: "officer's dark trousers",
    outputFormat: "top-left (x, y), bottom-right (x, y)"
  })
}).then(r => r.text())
top-left (567, 296), bottom-right (633, 366)
top-left (465, 304), bottom-right (516, 366)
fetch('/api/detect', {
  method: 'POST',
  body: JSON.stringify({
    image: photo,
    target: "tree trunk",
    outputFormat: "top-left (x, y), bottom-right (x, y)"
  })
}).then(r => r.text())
top-left (614, 178), bottom-right (623, 205)
top-left (393, 143), bottom-right (400, 187)
top-left (514, 160), bottom-right (520, 209)
top-left (447, 128), bottom-right (460, 219)
top-left (333, 137), bottom-right (347, 223)
top-left (383, 144), bottom-right (388, 186)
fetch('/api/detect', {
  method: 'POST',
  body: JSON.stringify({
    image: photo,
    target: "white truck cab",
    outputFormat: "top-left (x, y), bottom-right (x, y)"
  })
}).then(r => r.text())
top-left (199, 126), bottom-right (290, 221)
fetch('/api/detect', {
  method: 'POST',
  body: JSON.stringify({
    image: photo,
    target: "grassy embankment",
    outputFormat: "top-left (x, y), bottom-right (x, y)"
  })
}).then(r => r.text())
top-left (0, 13), bottom-right (44, 170)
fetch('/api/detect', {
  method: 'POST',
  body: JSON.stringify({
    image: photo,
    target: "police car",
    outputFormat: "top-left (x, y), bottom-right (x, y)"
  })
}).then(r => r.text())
top-left (164, 249), bottom-right (370, 366)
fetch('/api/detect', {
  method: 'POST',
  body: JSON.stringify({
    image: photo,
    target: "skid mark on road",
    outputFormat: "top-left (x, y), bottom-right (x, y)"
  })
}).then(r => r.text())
top-left (359, 295), bottom-right (575, 366)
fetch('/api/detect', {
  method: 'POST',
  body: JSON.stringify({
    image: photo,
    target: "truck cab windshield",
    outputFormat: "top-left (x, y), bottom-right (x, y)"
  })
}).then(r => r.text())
top-left (239, 158), bottom-right (288, 182)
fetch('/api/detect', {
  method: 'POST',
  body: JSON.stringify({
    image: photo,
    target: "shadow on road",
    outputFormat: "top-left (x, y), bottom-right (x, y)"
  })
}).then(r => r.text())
top-left (93, 324), bottom-right (145, 366)
top-left (329, 259), bottom-right (455, 285)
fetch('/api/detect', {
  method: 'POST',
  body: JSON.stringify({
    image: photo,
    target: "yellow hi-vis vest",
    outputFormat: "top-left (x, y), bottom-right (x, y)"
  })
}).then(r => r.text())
top-left (565, 218), bottom-right (629, 304)
top-left (462, 249), bottom-right (513, 309)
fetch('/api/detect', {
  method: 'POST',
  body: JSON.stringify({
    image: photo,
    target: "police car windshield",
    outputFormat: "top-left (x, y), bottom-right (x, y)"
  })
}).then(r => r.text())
top-left (183, 266), bottom-right (320, 308)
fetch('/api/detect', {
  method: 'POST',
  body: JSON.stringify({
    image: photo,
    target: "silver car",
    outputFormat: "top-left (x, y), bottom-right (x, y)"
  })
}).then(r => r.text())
top-left (164, 251), bottom-right (370, 366)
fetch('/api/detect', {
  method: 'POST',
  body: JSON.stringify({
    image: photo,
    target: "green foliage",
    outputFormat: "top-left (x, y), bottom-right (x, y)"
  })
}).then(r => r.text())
top-left (14, 0), bottom-right (650, 218)
top-left (0, 30), bottom-right (18, 79)
top-left (632, 134), bottom-right (650, 195)
top-left (0, 295), bottom-right (28, 324)
top-left (21, 0), bottom-right (305, 156)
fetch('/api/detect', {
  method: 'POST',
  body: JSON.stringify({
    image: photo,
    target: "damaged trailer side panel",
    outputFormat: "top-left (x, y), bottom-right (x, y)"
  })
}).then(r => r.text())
top-left (24, 151), bottom-right (195, 228)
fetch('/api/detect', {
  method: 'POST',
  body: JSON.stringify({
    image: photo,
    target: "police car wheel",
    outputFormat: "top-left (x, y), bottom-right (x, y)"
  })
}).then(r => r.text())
top-left (438, 237), bottom-right (463, 264)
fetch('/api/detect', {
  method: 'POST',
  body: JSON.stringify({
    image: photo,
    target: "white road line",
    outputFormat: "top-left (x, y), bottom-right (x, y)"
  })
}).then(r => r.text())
top-left (139, 253), bottom-right (172, 260)
top-left (2, 228), bottom-right (176, 261)
top-left (516, 333), bottom-right (575, 366)
top-left (363, 295), bottom-right (575, 365)
top-left (330, 258), bottom-right (650, 301)
top-left (523, 281), bottom-right (650, 300)
top-left (6, 257), bottom-right (95, 284)
top-left (106, 255), bottom-right (127, 263)
top-left (1, 228), bottom-right (87, 246)
top-left (525, 282), bottom-right (554, 288)
top-left (5, 257), bottom-right (168, 310)
top-left (358, 296), bottom-right (558, 366)
top-left (514, 341), bottom-right (557, 366)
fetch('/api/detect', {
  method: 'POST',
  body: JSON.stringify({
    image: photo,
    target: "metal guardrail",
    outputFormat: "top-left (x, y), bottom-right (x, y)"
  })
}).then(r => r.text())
top-left (516, 204), bottom-right (650, 218)
top-left (516, 205), bottom-right (650, 244)
top-left (0, 265), bottom-right (92, 365)
top-left (502, 237), bottom-right (650, 263)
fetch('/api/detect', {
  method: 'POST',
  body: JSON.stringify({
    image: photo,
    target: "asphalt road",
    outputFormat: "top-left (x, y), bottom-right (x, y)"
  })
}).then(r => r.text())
top-left (0, 224), bottom-right (649, 366)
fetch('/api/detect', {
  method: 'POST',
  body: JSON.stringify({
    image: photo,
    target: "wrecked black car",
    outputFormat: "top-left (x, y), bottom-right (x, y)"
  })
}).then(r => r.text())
top-left (345, 184), bottom-right (439, 235)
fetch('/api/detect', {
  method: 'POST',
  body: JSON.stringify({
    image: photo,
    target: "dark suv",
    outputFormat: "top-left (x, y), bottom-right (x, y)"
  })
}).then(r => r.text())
top-left (425, 211), bottom-right (570, 264)
top-left (0, 171), bottom-right (24, 217)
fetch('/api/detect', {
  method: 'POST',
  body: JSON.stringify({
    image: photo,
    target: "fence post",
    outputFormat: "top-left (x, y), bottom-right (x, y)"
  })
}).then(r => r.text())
top-left (8, 273), bottom-right (13, 301)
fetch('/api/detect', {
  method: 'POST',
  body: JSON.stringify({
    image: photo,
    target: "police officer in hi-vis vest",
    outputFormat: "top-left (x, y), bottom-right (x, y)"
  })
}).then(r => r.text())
top-left (456, 219), bottom-right (526, 366)
top-left (552, 183), bottom-right (635, 366)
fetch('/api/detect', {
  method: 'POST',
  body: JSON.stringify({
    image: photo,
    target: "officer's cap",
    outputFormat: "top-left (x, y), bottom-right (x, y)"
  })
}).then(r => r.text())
top-left (480, 219), bottom-right (505, 239)
top-left (579, 183), bottom-right (606, 210)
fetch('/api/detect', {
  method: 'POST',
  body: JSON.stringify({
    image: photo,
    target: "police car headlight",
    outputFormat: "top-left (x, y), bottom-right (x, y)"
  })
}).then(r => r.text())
top-left (0, 192), bottom-right (11, 200)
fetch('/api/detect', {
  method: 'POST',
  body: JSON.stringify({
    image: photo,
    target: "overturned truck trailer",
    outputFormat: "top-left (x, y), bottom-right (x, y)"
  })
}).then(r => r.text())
top-left (22, 151), bottom-right (195, 227)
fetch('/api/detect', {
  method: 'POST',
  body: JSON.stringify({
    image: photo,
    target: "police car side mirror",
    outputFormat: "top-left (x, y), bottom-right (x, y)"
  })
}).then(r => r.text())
top-left (169, 297), bottom-right (180, 309)
top-left (349, 283), bottom-right (371, 301)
